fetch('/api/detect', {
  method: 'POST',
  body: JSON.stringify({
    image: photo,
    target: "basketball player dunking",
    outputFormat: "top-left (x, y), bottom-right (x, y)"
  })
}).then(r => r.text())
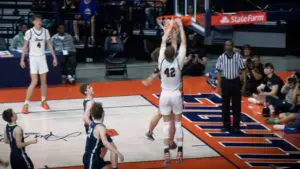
top-left (158, 19), bottom-right (186, 166)
top-left (20, 15), bottom-right (58, 114)
top-left (80, 83), bottom-right (120, 169)
top-left (143, 24), bottom-right (179, 150)
top-left (83, 102), bottom-right (124, 169)
top-left (2, 109), bottom-right (37, 169)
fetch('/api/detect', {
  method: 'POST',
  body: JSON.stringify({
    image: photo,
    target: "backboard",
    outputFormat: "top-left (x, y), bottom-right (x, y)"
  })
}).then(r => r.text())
top-left (174, 0), bottom-right (211, 36)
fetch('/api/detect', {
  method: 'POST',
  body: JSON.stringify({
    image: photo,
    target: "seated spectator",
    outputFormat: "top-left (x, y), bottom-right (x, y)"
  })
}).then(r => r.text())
top-left (104, 30), bottom-right (124, 59)
top-left (265, 76), bottom-right (300, 117)
top-left (243, 55), bottom-right (264, 96)
top-left (249, 63), bottom-right (284, 104)
top-left (52, 24), bottom-right (77, 83)
top-left (9, 23), bottom-right (28, 50)
top-left (73, 0), bottom-right (97, 44)
top-left (182, 51), bottom-right (208, 76)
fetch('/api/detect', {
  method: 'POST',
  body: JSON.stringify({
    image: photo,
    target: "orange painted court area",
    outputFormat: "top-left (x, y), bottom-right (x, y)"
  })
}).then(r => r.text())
top-left (0, 72), bottom-right (299, 169)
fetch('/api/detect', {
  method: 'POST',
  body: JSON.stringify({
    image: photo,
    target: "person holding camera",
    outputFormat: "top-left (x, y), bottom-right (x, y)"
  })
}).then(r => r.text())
top-left (243, 55), bottom-right (264, 96)
top-left (182, 50), bottom-right (208, 76)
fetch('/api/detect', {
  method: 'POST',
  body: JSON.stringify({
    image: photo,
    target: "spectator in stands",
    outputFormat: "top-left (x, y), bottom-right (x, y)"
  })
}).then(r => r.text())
top-left (9, 23), bottom-right (28, 50)
top-left (52, 24), bottom-right (77, 83)
top-left (265, 76), bottom-right (300, 117)
top-left (243, 55), bottom-right (264, 96)
top-left (242, 44), bottom-right (252, 63)
top-left (182, 51), bottom-right (208, 76)
top-left (249, 63), bottom-right (284, 104)
top-left (73, 0), bottom-right (97, 44)
top-left (104, 30), bottom-right (124, 59)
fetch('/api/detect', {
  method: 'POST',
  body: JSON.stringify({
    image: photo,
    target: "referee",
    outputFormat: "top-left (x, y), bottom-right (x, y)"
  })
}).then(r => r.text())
top-left (216, 40), bottom-right (246, 133)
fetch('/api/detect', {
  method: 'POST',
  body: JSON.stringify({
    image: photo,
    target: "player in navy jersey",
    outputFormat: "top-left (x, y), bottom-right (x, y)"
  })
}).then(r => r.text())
top-left (2, 109), bottom-right (37, 169)
top-left (83, 102), bottom-right (124, 169)
top-left (80, 83), bottom-right (95, 134)
top-left (80, 84), bottom-right (120, 168)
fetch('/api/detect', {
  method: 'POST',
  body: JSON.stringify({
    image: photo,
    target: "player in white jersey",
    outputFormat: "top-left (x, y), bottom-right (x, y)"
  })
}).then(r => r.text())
top-left (158, 19), bottom-right (186, 166)
top-left (20, 15), bottom-right (58, 114)
top-left (144, 25), bottom-right (178, 150)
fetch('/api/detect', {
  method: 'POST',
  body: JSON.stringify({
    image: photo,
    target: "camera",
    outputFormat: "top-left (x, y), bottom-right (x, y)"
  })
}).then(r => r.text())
top-left (288, 77), bottom-right (297, 84)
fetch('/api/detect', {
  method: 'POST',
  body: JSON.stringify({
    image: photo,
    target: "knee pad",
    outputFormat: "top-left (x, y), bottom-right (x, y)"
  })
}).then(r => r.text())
top-left (175, 121), bottom-right (183, 139)
top-left (163, 121), bottom-right (171, 139)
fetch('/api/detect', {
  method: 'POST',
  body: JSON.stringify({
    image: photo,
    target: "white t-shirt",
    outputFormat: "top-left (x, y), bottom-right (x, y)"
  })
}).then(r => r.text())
top-left (24, 27), bottom-right (50, 57)
top-left (158, 45), bottom-right (186, 91)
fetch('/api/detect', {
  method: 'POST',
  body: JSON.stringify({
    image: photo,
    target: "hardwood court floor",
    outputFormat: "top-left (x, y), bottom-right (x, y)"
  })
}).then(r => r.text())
top-left (0, 72), bottom-right (299, 169)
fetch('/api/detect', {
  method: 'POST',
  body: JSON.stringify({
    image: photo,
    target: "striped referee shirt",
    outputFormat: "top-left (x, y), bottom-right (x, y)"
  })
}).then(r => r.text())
top-left (216, 52), bottom-right (245, 80)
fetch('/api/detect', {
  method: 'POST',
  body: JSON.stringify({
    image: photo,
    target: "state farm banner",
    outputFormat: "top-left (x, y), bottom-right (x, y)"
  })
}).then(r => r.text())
top-left (196, 11), bottom-right (267, 26)
top-left (211, 11), bottom-right (267, 26)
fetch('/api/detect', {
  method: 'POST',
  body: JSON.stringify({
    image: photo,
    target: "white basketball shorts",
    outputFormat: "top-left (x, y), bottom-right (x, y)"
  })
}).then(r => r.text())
top-left (159, 90), bottom-right (183, 116)
top-left (29, 55), bottom-right (49, 75)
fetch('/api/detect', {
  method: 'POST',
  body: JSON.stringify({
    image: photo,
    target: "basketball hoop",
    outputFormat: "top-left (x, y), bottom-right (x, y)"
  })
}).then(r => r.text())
top-left (157, 15), bottom-right (192, 29)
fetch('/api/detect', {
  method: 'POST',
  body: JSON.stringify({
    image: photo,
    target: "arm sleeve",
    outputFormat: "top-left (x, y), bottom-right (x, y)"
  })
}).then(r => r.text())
top-left (216, 55), bottom-right (223, 72)
top-left (24, 30), bottom-right (31, 41)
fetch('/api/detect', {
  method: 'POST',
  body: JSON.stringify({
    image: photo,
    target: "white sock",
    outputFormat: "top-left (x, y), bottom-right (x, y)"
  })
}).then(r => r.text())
top-left (41, 96), bottom-right (46, 101)
top-left (24, 100), bottom-right (29, 105)
top-left (175, 121), bottom-right (183, 146)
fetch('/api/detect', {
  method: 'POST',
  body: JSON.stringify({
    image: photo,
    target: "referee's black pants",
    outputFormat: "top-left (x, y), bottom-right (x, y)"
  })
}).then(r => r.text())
top-left (221, 78), bottom-right (241, 129)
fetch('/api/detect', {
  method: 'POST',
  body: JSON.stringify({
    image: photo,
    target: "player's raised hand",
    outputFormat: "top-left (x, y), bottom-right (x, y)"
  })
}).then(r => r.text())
top-left (31, 138), bottom-right (38, 144)
top-left (142, 79), bottom-right (152, 87)
top-left (53, 58), bottom-right (58, 67)
top-left (20, 59), bottom-right (26, 69)
top-left (118, 152), bottom-right (124, 162)
top-left (175, 18), bottom-right (183, 27)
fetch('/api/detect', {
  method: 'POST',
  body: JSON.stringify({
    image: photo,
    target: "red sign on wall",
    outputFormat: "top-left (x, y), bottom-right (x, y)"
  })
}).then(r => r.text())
top-left (197, 11), bottom-right (267, 26)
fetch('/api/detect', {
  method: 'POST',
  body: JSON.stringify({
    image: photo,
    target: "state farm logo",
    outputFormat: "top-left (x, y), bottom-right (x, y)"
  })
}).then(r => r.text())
top-left (230, 14), bottom-right (265, 24)
top-left (220, 16), bottom-right (230, 24)
top-left (214, 12), bottom-right (266, 25)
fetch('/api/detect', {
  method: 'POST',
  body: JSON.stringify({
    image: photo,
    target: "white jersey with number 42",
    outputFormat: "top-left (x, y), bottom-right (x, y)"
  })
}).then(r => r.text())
top-left (158, 46), bottom-right (186, 91)
top-left (24, 27), bottom-right (50, 57)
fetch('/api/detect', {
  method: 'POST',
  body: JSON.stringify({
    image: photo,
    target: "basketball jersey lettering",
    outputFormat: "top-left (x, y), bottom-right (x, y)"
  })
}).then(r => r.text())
top-left (87, 127), bottom-right (93, 138)
top-left (164, 68), bottom-right (176, 77)
top-left (25, 28), bottom-right (49, 57)
top-left (159, 59), bottom-right (182, 91)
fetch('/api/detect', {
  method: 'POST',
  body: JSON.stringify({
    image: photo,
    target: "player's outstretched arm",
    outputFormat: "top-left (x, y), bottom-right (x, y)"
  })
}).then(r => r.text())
top-left (158, 20), bottom-right (174, 63)
top-left (176, 19), bottom-right (187, 69)
top-left (142, 72), bottom-right (160, 87)
top-left (15, 127), bottom-right (37, 149)
top-left (83, 101), bottom-right (93, 125)
top-left (171, 29), bottom-right (178, 51)
top-left (98, 126), bottom-right (124, 162)
top-left (3, 128), bottom-right (8, 144)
